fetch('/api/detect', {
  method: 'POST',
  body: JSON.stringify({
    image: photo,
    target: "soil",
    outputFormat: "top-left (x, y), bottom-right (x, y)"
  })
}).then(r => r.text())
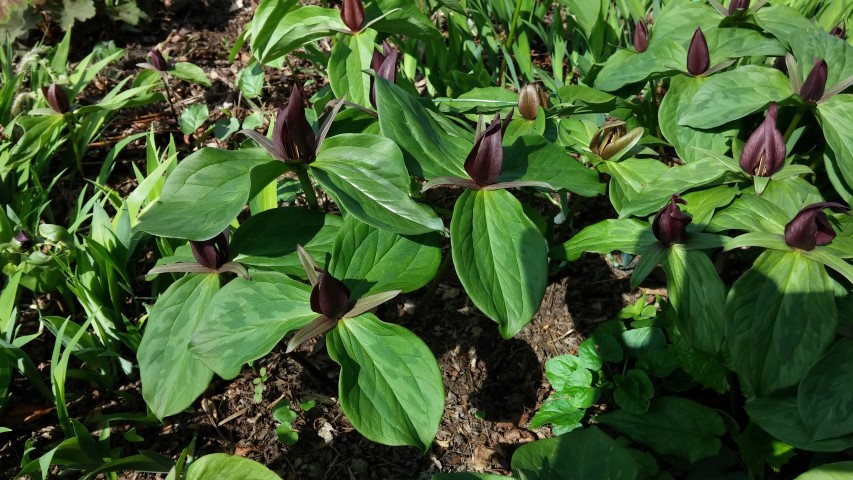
top-left (0, 1), bottom-right (643, 478)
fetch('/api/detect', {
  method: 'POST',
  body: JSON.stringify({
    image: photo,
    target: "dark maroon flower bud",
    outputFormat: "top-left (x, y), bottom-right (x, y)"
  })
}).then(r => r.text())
top-left (464, 111), bottom-right (512, 187)
top-left (687, 27), bottom-right (710, 76)
top-left (800, 58), bottom-right (828, 103)
top-left (652, 194), bottom-right (692, 247)
top-left (633, 20), bottom-right (648, 53)
top-left (272, 86), bottom-right (317, 163)
top-left (739, 102), bottom-right (785, 177)
top-left (41, 83), bottom-right (69, 114)
top-left (190, 231), bottom-right (229, 270)
top-left (727, 0), bottom-right (749, 15)
top-left (310, 271), bottom-right (352, 319)
top-left (831, 22), bottom-right (846, 39)
top-left (11, 230), bottom-right (33, 250)
top-left (784, 202), bottom-right (849, 251)
top-left (369, 42), bottom-right (399, 108)
top-left (149, 48), bottom-right (169, 72)
top-left (341, 0), bottom-right (365, 32)
top-left (773, 56), bottom-right (788, 74)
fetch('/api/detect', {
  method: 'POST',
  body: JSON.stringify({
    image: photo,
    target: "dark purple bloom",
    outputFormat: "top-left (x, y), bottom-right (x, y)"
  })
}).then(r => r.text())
top-left (652, 194), bottom-right (692, 247)
top-left (773, 56), bottom-right (788, 74)
top-left (727, 0), bottom-right (749, 15)
top-left (370, 41), bottom-right (399, 108)
top-left (518, 84), bottom-right (541, 120)
top-left (687, 27), bottom-right (710, 76)
top-left (310, 271), bottom-right (351, 319)
top-left (41, 83), bottom-right (69, 114)
top-left (341, 0), bottom-right (365, 32)
top-left (273, 86), bottom-right (317, 163)
top-left (464, 112), bottom-right (512, 187)
top-left (831, 22), bottom-right (846, 39)
top-left (784, 202), bottom-right (849, 251)
top-left (739, 102), bottom-right (785, 177)
top-left (633, 20), bottom-right (648, 53)
top-left (149, 48), bottom-right (169, 72)
top-left (800, 58), bottom-right (828, 103)
top-left (12, 230), bottom-right (33, 250)
top-left (190, 231), bottom-right (229, 270)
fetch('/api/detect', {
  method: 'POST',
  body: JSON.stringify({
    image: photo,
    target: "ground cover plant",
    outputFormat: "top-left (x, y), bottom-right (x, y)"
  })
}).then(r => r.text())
top-left (1, 0), bottom-right (852, 478)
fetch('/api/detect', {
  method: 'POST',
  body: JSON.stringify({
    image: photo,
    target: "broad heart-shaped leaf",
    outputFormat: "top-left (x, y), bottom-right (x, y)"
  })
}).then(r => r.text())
top-left (171, 453), bottom-right (281, 480)
top-left (375, 77), bottom-right (471, 179)
top-left (794, 462), bottom-right (853, 480)
top-left (615, 156), bottom-right (734, 219)
top-left (499, 136), bottom-right (604, 197)
top-left (451, 189), bottom-right (547, 339)
top-left (593, 42), bottom-right (684, 92)
top-left (597, 396), bottom-right (725, 463)
top-left (328, 29), bottom-right (377, 108)
top-left (511, 427), bottom-right (639, 480)
top-left (797, 339), bottom-right (853, 442)
top-left (310, 133), bottom-right (444, 235)
top-left (552, 219), bottom-right (658, 261)
top-left (725, 250), bottom-right (837, 397)
top-left (138, 274), bottom-right (219, 419)
top-left (252, 6), bottom-right (346, 65)
top-left (137, 148), bottom-right (287, 241)
top-left (746, 394), bottom-right (853, 452)
top-left (329, 215), bottom-right (441, 299)
top-left (230, 207), bottom-right (341, 277)
top-left (679, 66), bottom-right (793, 130)
top-left (189, 272), bottom-right (316, 379)
top-left (817, 95), bottom-right (853, 192)
top-left (662, 246), bottom-right (725, 355)
top-left (659, 74), bottom-right (738, 162)
top-left (326, 313), bottom-right (443, 451)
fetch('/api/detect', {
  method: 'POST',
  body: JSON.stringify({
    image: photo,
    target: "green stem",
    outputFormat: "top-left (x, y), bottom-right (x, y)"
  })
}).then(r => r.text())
top-left (498, 0), bottom-right (524, 87)
top-left (161, 75), bottom-right (180, 127)
top-left (63, 115), bottom-right (83, 174)
top-left (783, 106), bottom-right (807, 144)
top-left (296, 165), bottom-right (319, 210)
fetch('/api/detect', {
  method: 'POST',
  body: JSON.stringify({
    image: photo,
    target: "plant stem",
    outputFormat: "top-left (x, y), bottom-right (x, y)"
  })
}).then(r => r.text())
top-left (783, 106), bottom-right (807, 144)
top-left (295, 165), bottom-right (319, 210)
top-left (160, 74), bottom-right (180, 127)
top-left (63, 115), bottom-right (83, 173)
top-left (498, 0), bottom-right (524, 87)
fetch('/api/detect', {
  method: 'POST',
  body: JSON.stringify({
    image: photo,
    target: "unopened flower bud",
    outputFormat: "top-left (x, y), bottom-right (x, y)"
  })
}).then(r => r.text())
top-left (341, 0), bottom-right (365, 32)
top-left (739, 102), bottom-right (785, 177)
top-left (41, 83), bottom-right (69, 114)
top-left (149, 48), bottom-right (168, 72)
top-left (727, 0), bottom-right (749, 15)
top-left (464, 112), bottom-right (512, 187)
top-left (800, 58), bottom-right (827, 103)
top-left (830, 22), bottom-right (846, 39)
top-left (518, 84), bottom-right (541, 120)
top-left (784, 202), bottom-right (849, 251)
top-left (652, 194), bottom-right (692, 247)
top-left (11, 230), bottom-right (33, 250)
top-left (687, 27), bottom-right (710, 76)
top-left (190, 231), bottom-right (229, 270)
top-left (310, 271), bottom-right (352, 319)
top-left (633, 20), bottom-right (648, 53)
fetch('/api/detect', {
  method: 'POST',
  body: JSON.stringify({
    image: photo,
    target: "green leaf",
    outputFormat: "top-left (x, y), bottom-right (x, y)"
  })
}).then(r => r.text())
top-left (681, 185), bottom-right (738, 229)
top-left (180, 453), bottom-right (281, 480)
top-left (365, 0), bottom-right (441, 39)
top-left (330, 215), bottom-right (442, 298)
top-left (614, 369), bottom-right (654, 414)
top-left (602, 158), bottom-right (669, 214)
top-left (190, 272), bottom-right (316, 379)
top-left (746, 394), bottom-right (853, 452)
top-left (326, 313), bottom-right (443, 451)
top-left (500, 136), bottom-right (604, 197)
top-left (797, 339), bottom-right (853, 441)
top-left (60, 0), bottom-right (96, 30)
top-left (137, 148), bottom-right (287, 240)
top-left (709, 194), bottom-right (792, 234)
top-left (138, 274), bottom-right (219, 419)
top-left (171, 62), bottom-right (212, 87)
top-left (237, 62), bottom-right (265, 99)
top-left (230, 208), bottom-right (341, 277)
top-left (451, 189), bottom-right (547, 338)
top-left (679, 66), bottom-right (793, 129)
top-left (545, 354), bottom-right (593, 392)
top-left (598, 396), bottom-right (725, 463)
top-left (253, 6), bottom-right (346, 65)
top-left (817, 95), bottom-right (853, 191)
top-left (659, 75), bottom-right (738, 162)
top-left (179, 103), bottom-right (209, 135)
top-left (329, 29), bottom-right (378, 107)
top-left (663, 247), bottom-right (726, 355)
top-left (620, 327), bottom-right (666, 358)
top-left (795, 462), bottom-right (853, 480)
top-left (594, 42), bottom-right (683, 92)
top-left (725, 251), bottom-right (837, 396)
top-left (529, 399), bottom-right (586, 434)
top-left (375, 77), bottom-right (471, 178)
top-left (552, 219), bottom-right (657, 261)
top-left (669, 325), bottom-right (730, 393)
top-left (310, 134), bottom-right (444, 235)
top-left (511, 427), bottom-right (639, 480)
